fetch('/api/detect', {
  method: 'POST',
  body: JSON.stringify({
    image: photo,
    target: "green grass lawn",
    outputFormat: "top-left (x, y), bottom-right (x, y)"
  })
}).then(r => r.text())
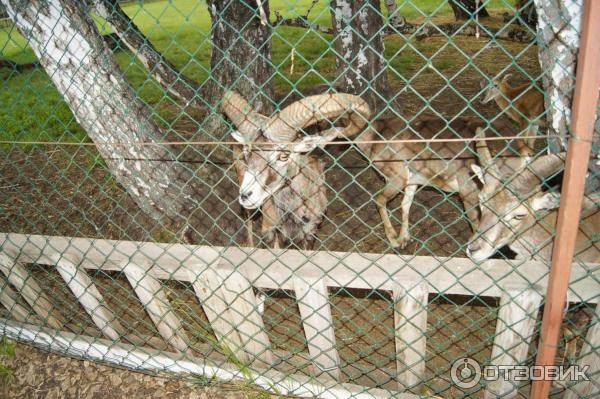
top-left (0, 0), bottom-right (512, 143)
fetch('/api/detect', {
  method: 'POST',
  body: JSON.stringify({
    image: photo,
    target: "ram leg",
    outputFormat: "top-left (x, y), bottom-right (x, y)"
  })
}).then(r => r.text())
top-left (376, 177), bottom-right (415, 249)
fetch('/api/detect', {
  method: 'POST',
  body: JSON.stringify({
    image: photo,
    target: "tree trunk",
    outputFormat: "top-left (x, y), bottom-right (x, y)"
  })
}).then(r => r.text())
top-left (533, 0), bottom-right (582, 153)
top-left (448, 0), bottom-right (489, 20)
top-left (91, 0), bottom-right (202, 110)
top-left (202, 0), bottom-right (276, 246)
top-left (2, 0), bottom-right (199, 225)
top-left (206, 0), bottom-right (274, 116)
top-left (330, 0), bottom-right (389, 111)
top-left (383, 0), bottom-right (406, 30)
top-left (533, 0), bottom-right (598, 192)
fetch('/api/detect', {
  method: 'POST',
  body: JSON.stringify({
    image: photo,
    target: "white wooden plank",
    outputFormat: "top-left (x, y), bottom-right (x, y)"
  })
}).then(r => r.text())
top-left (393, 282), bottom-right (429, 390)
top-left (218, 265), bottom-right (273, 367)
top-left (123, 333), bottom-right (169, 351)
top-left (294, 276), bottom-right (340, 380)
top-left (53, 254), bottom-right (124, 341)
top-left (0, 317), bottom-right (419, 399)
top-left (564, 305), bottom-right (600, 399)
top-left (2, 233), bottom-right (598, 302)
top-left (124, 263), bottom-right (190, 353)
top-left (0, 277), bottom-right (33, 323)
top-left (0, 253), bottom-right (62, 329)
top-left (484, 287), bottom-right (542, 399)
top-left (187, 268), bottom-right (247, 363)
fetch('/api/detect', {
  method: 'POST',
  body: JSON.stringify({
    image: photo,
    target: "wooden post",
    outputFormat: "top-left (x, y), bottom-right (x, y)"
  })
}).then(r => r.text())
top-left (530, 1), bottom-right (600, 397)
top-left (564, 305), bottom-right (600, 399)
top-left (485, 288), bottom-right (542, 398)
top-left (124, 263), bottom-right (190, 353)
top-left (294, 276), bottom-right (340, 380)
top-left (0, 278), bottom-right (33, 323)
top-left (393, 282), bottom-right (429, 390)
top-left (219, 265), bottom-right (273, 367)
top-left (187, 268), bottom-right (247, 363)
top-left (53, 254), bottom-right (124, 341)
top-left (0, 253), bottom-right (61, 329)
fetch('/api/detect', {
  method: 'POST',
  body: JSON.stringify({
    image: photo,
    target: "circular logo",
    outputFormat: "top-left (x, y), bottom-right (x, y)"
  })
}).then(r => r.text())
top-left (451, 357), bottom-right (482, 389)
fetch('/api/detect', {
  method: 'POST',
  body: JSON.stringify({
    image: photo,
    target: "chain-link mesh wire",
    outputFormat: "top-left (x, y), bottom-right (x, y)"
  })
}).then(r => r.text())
top-left (0, 0), bottom-right (598, 397)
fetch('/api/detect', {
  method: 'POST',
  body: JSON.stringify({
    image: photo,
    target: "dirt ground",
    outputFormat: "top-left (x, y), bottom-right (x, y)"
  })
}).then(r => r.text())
top-left (2, 341), bottom-right (278, 399)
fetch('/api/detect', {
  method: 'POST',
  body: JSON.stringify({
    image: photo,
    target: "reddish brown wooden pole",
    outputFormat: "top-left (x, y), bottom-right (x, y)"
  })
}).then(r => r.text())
top-left (530, 1), bottom-right (600, 398)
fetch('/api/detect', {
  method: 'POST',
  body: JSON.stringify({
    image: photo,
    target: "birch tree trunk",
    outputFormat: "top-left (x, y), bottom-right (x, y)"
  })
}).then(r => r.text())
top-left (2, 0), bottom-right (199, 223)
top-left (533, 0), bottom-right (582, 153)
top-left (330, 0), bottom-right (389, 111)
top-left (534, 0), bottom-right (598, 192)
top-left (448, 0), bottom-right (489, 20)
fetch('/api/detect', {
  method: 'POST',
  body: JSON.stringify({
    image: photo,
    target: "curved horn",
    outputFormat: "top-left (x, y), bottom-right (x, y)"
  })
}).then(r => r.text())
top-left (529, 153), bottom-right (565, 176)
top-left (513, 153), bottom-right (565, 191)
top-left (264, 93), bottom-right (371, 142)
top-left (221, 91), bottom-right (268, 140)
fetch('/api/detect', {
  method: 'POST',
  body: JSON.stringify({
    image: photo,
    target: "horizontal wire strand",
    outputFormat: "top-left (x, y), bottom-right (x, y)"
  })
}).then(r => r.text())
top-left (0, 134), bottom-right (568, 147)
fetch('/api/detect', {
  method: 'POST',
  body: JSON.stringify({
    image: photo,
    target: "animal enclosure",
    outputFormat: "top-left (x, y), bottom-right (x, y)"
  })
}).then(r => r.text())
top-left (0, 0), bottom-right (599, 398)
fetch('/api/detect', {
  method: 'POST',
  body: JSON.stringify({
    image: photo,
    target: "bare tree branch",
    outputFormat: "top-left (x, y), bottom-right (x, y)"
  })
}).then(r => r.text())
top-left (91, 0), bottom-right (203, 109)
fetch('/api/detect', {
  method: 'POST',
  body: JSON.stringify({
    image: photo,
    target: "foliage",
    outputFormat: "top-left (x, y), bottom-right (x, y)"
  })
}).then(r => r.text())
top-left (0, 0), bottom-right (511, 144)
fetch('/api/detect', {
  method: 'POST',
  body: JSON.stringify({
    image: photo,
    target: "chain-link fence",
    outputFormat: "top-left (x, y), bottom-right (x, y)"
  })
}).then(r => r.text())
top-left (0, 0), bottom-right (598, 397)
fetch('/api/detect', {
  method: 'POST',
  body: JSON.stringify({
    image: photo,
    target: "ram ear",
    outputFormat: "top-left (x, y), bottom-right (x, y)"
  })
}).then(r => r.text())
top-left (292, 127), bottom-right (344, 153)
top-left (531, 192), bottom-right (560, 211)
top-left (292, 135), bottom-right (329, 153)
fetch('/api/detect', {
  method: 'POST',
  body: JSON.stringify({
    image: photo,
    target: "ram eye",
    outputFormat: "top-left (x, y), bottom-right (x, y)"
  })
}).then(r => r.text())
top-left (278, 152), bottom-right (290, 162)
top-left (513, 213), bottom-right (527, 221)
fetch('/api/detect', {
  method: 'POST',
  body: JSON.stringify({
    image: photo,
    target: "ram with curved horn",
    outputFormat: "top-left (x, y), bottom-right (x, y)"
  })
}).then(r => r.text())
top-left (224, 89), bottom-right (529, 251)
top-left (467, 138), bottom-right (599, 262)
top-left (221, 91), bottom-right (371, 249)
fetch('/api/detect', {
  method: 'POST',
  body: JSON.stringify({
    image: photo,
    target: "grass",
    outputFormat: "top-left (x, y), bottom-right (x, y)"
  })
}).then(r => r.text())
top-left (0, 0), bottom-right (512, 143)
top-left (0, 338), bottom-right (15, 386)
